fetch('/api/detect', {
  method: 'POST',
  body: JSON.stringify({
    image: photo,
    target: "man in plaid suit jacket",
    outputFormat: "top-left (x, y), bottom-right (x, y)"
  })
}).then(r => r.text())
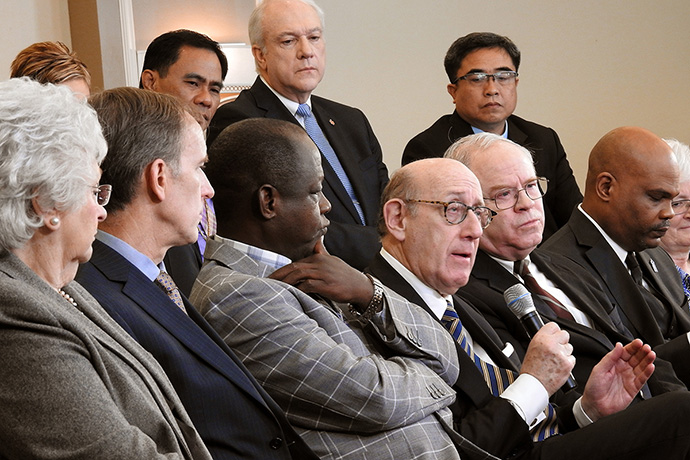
top-left (190, 118), bottom-right (500, 460)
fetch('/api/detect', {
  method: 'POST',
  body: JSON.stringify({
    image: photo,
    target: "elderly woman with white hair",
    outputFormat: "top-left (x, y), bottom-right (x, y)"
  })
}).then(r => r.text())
top-left (659, 138), bottom-right (690, 303)
top-left (0, 78), bottom-right (211, 459)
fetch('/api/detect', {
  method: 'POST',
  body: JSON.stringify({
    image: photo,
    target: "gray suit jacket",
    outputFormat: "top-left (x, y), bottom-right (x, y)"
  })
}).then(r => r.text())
top-left (190, 236), bottom-right (467, 460)
top-left (0, 250), bottom-right (211, 459)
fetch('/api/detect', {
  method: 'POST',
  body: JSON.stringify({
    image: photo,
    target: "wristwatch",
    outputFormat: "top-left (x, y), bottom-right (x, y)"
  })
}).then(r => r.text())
top-left (349, 273), bottom-right (385, 322)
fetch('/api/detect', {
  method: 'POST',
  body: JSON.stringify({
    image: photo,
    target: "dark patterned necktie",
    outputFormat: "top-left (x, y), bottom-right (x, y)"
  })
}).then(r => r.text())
top-left (516, 259), bottom-right (575, 322)
top-left (441, 299), bottom-right (558, 440)
top-left (155, 270), bottom-right (187, 314)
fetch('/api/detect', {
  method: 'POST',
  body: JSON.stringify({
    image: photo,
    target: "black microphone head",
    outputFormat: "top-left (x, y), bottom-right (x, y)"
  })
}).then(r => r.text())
top-left (504, 284), bottom-right (537, 319)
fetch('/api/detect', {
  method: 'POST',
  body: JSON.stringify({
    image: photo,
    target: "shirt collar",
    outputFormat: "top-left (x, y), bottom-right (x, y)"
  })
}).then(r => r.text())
top-left (577, 204), bottom-right (628, 264)
top-left (380, 248), bottom-right (450, 320)
top-left (261, 75), bottom-right (311, 124)
top-left (225, 237), bottom-right (292, 272)
top-left (471, 120), bottom-right (509, 138)
top-left (96, 230), bottom-right (161, 281)
top-left (488, 252), bottom-right (526, 277)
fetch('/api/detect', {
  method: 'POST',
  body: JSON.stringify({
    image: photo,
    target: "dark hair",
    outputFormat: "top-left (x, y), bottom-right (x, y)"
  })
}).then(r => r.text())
top-left (139, 29), bottom-right (228, 87)
top-left (88, 88), bottom-right (188, 212)
top-left (207, 118), bottom-right (313, 223)
top-left (444, 32), bottom-right (521, 82)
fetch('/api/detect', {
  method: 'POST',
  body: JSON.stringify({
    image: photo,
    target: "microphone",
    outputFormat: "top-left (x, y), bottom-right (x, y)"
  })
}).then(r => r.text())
top-left (504, 283), bottom-right (577, 393)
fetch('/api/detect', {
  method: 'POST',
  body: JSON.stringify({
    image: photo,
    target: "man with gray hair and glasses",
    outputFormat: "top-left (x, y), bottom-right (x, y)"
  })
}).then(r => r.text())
top-left (450, 132), bottom-right (685, 395)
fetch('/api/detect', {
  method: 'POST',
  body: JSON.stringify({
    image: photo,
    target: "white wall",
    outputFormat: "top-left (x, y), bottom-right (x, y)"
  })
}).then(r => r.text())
top-left (2, 1), bottom-right (71, 77)
top-left (314, 0), bottom-right (690, 187)
top-left (2, 0), bottom-right (689, 188)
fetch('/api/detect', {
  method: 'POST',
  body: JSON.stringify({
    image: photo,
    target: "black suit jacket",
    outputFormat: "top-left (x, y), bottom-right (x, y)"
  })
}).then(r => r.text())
top-left (368, 253), bottom-right (553, 458)
top-left (208, 77), bottom-right (388, 270)
top-left (368, 253), bottom-right (690, 459)
top-left (542, 208), bottom-right (690, 385)
top-left (402, 111), bottom-right (582, 240)
top-left (76, 240), bottom-right (317, 460)
top-left (459, 249), bottom-right (685, 395)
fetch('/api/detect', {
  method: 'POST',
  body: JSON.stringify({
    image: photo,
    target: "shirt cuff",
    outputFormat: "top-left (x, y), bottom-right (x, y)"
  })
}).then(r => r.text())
top-left (500, 373), bottom-right (549, 429)
top-left (573, 396), bottom-right (594, 427)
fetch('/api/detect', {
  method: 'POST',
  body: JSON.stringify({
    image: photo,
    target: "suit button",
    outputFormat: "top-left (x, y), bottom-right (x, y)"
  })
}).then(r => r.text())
top-left (269, 437), bottom-right (283, 450)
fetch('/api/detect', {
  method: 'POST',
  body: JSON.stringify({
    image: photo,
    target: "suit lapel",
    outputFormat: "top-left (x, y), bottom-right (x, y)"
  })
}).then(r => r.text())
top-left (249, 77), bottom-right (297, 121)
top-left (311, 99), bottom-right (365, 224)
top-left (639, 248), bottom-right (690, 333)
top-left (568, 212), bottom-right (667, 346)
top-left (531, 251), bottom-right (626, 347)
top-left (90, 240), bottom-right (268, 405)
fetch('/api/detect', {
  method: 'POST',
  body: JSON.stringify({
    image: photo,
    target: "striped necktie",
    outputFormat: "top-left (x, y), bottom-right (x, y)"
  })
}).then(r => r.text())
top-left (441, 299), bottom-right (558, 441)
top-left (197, 198), bottom-right (216, 261)
top-left (296, 103), bottom-right (366, 225)
top-left (155, 270), bottom-right (187, 314)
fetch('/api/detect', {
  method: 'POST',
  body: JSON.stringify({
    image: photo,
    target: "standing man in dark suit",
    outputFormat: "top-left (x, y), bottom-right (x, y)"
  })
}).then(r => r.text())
top-left (367, 157), bottom-right (690, 459)
top-left (208, 0), bottom-right (388, 270)
top-left (402, 32), bottom-right (581, 241)
top-left (542, 126), bottom-right (690, 386)
top-left (141, 29), bottom-right (228, 296)
top-left (447, 132), bottom-right (684, 394)
top-left (75, 88), bottom-right (317, 460)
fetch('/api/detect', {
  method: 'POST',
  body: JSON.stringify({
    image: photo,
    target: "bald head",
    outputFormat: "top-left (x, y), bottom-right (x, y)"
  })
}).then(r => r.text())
top-left (583, 126), bottom-right (679, 252)
top-left (380, 158), bottom-right (486, 294)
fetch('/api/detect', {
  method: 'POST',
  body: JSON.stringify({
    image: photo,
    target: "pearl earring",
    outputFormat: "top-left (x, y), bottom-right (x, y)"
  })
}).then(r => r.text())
top-left (50, 217), bottom-right (60, 226)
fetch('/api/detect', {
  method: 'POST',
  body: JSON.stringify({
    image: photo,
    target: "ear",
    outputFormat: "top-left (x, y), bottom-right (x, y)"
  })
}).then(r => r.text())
top-left (446, 83), bottom-right (458, 102)
top-left (31, 196), bottom-right (60, 229)
top-left (140, 69), bottom-right (158, 91)
top-left (144, 159), bottom-right (168, 203)
top-left (382, 198), bottom-right (408, 242)
top-left (252, 45), bottom-right (267, 72)
top-left (594, 172), bottom-right (615, 203)
top-left (257, 184), bottom-right (279, 220)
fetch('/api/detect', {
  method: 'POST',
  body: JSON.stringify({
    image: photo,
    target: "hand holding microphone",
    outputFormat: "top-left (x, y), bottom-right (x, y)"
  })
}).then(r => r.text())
top-left (504, 284), bottom-right (578, 394)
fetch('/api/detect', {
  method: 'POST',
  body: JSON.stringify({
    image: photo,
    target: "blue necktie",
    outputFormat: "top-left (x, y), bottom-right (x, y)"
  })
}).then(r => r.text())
top-left (296, 103), bottom-right (366, 225)
top-left (441, 300), bottom-right (559, 441)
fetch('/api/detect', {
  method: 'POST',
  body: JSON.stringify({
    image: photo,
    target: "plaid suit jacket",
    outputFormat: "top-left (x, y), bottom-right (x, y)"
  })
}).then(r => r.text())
top-left (191, 236), bottom-right (472, 460)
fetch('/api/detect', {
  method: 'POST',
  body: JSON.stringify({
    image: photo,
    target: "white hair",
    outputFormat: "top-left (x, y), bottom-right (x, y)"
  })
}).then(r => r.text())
top-left (248, 0), bottom-right (325, 51)
top-left (665, 138), bottom-right (690, 183)
top-left (444, 132), bottom-right (534, 172)
top-left (0, 78), bottom-right (107, 250)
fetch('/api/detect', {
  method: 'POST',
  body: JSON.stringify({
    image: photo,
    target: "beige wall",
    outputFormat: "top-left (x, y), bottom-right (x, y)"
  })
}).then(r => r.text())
top-left (314, 0), bottom-right (690, 189)
top-left (2, 1), bottom-right (71, 78)
top-left (2, 0), bottom-right (689, 189)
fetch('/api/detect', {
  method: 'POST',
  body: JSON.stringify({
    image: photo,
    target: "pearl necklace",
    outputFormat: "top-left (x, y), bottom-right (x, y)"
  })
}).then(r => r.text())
top-left (58, 289), bottom-right (78, 307)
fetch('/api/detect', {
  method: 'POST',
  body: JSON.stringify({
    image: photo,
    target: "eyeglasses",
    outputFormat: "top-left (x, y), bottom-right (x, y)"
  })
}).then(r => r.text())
top-left (484, 177), bottom-right (548, 210)
top-left (453, 71), bottom-right (518, 86)
top-left (92, 184), bottom-right (112, 206)
top-left (672, 199), bottom-right (690, 215)
top-left (406, 199), bottom-right (496, 228)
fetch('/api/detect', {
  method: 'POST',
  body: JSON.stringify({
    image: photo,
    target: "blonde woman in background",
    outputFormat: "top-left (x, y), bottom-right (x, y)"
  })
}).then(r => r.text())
top-left (10, 40), bottom-right (91, 97)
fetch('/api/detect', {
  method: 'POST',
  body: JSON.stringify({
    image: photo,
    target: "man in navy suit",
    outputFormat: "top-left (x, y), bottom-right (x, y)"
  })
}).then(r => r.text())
top-left (402, 32), bottom-right (581, 241)
top-left (140, 29), bottom-right (228, 297)
top-left (208, 0), bottom-right (388, 270)
top-left (75, 87), bottom-right (317, 460)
